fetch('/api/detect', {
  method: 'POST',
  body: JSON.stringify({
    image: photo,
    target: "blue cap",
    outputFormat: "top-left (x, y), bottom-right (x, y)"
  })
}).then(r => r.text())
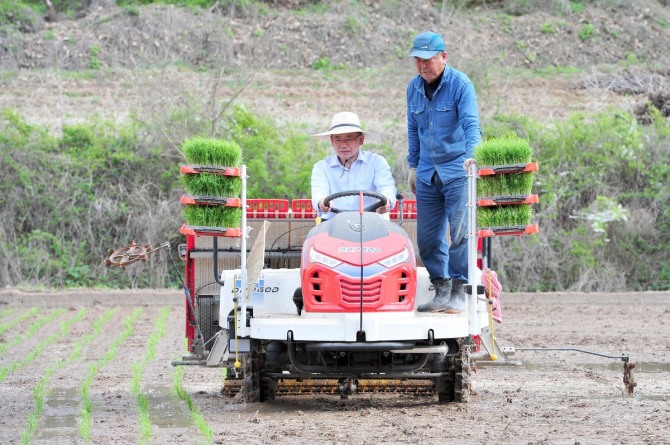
top-left (408, 31), bottom-right (445, 59)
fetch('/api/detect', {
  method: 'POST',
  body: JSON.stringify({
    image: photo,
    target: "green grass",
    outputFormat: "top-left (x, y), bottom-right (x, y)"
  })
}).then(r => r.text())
top-left (181, 137), bottom-right (243, 166)
top-left (183, 206), bottom-right (242, 228)
top-left (578, 23), bottom-right (596, 41)
top-left (477, 205), bottom-right (533, 228)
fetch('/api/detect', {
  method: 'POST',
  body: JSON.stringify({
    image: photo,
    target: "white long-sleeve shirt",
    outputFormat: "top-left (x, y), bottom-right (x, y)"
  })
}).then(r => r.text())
top-left (311, 149), bottom-right (397, 220)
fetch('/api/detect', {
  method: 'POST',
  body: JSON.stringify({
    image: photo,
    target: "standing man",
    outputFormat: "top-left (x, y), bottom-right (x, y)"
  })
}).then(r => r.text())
top-left (311, 111), bottom-right (397, 221)
top-left (406, 31), bottom-right (482, 313)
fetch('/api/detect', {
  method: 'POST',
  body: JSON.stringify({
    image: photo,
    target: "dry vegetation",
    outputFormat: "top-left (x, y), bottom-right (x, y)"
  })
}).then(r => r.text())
top-left (0, 0), bottom-right (669, 291)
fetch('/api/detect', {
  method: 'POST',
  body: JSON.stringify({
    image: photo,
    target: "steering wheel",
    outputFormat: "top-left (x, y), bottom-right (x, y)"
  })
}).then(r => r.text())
top-left (322, 190), bottom-right (387, 214)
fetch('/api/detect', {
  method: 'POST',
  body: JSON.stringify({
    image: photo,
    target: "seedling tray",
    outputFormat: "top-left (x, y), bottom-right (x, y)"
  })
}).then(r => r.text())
top-left (179, 224), bottom-right (242, 237)
top-left (180, 165), bottom-right (242, 176)
top-left (477, 194), bottom-right (539, 207)
top-left (180, 195), bottom-right (242, 207)
top-left (478, 162), bottom-right (538, 176)
top-left (477, 224), bottom-right (539, 238)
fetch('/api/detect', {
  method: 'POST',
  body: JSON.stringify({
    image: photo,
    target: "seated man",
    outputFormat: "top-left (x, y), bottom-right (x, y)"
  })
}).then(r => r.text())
top-left (311, 112), bottom-right (397, 220)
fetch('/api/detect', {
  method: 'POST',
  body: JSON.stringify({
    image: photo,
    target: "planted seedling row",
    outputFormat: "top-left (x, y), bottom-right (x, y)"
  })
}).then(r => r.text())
top-left (20, 309), bottom-right (116, 444)
top-left (0, 308), bottom-right (67, 357)
top-left (173, 365), bottom-right (214, 444)
top-left (0, 309), bottom-right (89, 383)
top-left (79, 308), bottom-right (143, 442)
top-left (0, 307), bottom-right (41, 338)
top-left (131, 307), bottom-right (171, 444)
top-left (0, 307), bottom-right (17, 320)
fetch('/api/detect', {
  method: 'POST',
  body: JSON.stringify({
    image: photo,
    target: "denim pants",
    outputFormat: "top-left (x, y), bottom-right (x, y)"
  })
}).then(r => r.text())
top-left (416, 173), bottom-right (469, 283)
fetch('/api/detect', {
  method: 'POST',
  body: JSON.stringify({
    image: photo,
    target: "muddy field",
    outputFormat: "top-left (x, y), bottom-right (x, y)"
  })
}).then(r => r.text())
top-left (0, 288), bottom-right (668, 444)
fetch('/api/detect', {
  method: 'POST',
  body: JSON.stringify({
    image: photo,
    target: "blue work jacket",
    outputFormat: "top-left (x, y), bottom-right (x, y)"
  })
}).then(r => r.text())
top-left (406, 65), bottom-right (482, 185)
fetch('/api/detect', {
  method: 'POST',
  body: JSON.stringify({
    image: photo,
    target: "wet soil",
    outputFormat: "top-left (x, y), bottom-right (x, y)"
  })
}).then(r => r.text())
top-left (0, 288), bottom-right (668, 444)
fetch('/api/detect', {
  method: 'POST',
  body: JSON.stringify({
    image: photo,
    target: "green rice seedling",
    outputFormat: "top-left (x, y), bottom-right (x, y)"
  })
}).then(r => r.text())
top-left (131, 307), bottom-right (170, 443)
top-left (183, 206), bottom-right (242, 228)
top-left (137, 394), bottom-right (152, 443)
top-left (173, 366), bottom-right (213, 445)
top-left (20, 309), bottom-right (114, 445)
top-left (79, 308), bottom-right (142, 442)
top-left (0, 307), bottom-right (40, 336)
top-left (477, 172), bottom-right (534, 196)
top-left (474, 134), bottom-right (533, 166)
top-left (131, 361), bottom-right (142, 395)
top-left (0, 308), bottom-right (65, 356)
top-left (477, 205), bottom-right (533, 228)
top-left (182, 137), bottom-right (243, 167)
top-left (0, 307), bottom-right (16, 319)
top-left (181, 173), bottom-right (242, 197)
top-left (0, 309), bottom-right (88, 383)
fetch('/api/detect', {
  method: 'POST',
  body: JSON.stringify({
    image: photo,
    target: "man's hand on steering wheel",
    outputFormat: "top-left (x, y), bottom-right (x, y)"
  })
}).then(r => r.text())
top-left (318, 198), bottom-right (332, 213)
top-left (375, 198), bottom-right (390, 214)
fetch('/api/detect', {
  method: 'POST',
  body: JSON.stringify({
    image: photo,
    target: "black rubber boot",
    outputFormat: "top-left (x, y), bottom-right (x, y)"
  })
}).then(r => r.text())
top-left (417, 278), bottom-right (452, 312)
top-left (444, 280), bottom-right (466, 314)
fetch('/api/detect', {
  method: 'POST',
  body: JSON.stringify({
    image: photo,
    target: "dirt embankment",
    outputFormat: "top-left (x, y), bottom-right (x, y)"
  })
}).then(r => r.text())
top-left (2, 1), bottom-right (669, 139)
top-left (4, 1), bottom-right (670, 72)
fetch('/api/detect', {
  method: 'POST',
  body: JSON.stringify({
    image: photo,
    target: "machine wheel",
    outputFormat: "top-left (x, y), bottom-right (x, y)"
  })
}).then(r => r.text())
top-left (240, 340), bottom-right (276, 403)
top-left (196, 295), bottom-right (219, 352)
top-left (435, 342), bottom-right (472, 403)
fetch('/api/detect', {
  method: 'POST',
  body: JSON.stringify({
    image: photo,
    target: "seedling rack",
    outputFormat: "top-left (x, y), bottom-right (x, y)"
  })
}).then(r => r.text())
top-left (475, 161), bottom-right (539, 238)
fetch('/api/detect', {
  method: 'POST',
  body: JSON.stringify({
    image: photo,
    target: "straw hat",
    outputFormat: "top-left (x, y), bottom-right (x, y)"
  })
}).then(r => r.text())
top-left (311, 112), bottom-right (381, 143)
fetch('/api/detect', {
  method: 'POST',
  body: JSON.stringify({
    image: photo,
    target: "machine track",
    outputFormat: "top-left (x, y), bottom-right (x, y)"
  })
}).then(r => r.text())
top-left (222, 377), bottom-right (437, 398)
